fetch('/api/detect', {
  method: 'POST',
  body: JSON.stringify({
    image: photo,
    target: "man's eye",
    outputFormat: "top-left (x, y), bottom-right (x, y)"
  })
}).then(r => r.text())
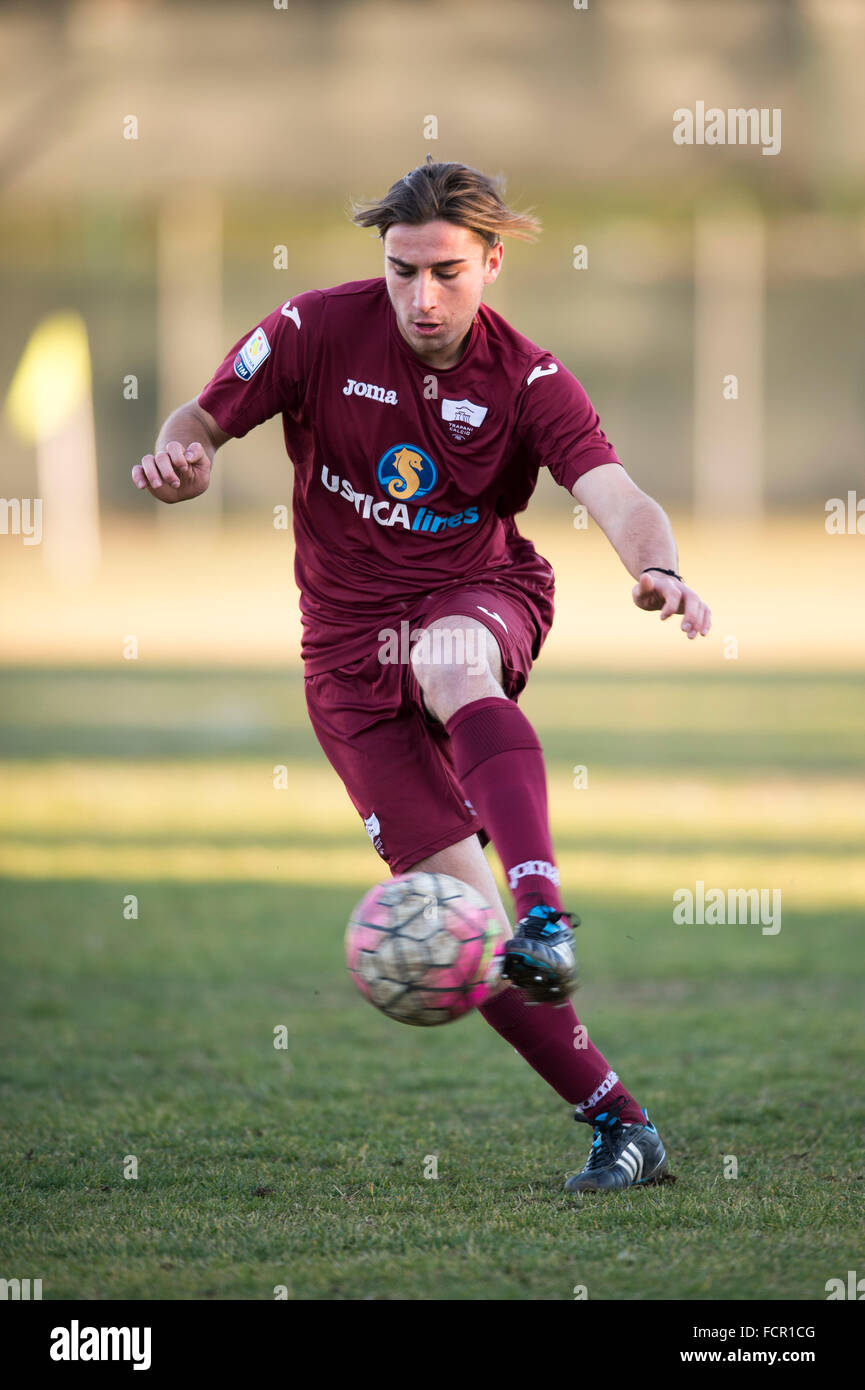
top-left (393, 269), bottom-right (458, 279)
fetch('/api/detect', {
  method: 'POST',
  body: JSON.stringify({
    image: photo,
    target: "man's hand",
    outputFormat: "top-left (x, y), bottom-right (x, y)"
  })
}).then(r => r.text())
top-left (132, 440), bottom-right (212, 504)
top-left (632, 571), bottom-right (712, 639)
top-left (571, 467), bottom-right (712, 641)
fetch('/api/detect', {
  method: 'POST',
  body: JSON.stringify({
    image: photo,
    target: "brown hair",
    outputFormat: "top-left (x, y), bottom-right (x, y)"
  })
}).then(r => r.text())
top-left (350, 160), bottom-right (541, 250)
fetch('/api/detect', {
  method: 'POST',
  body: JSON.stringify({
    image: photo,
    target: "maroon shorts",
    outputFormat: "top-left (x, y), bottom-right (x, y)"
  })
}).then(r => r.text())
top-left (304, 580), bottom-right (554, 875)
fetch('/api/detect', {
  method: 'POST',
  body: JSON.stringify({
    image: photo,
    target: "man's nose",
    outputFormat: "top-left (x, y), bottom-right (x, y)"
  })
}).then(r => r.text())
top-left (412, 271), bottom-right (437, 314)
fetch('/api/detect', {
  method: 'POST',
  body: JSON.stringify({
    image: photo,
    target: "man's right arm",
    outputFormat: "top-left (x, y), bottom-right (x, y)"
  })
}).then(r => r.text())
top-left (132, 398), bottom-right (232, 504)
top-left (136, 287), bottom-right (324, 503)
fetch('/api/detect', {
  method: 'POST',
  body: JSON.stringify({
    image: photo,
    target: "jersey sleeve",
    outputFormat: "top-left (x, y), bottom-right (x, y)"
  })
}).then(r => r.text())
top-left (196, 289), bottom-right (324, 439)
top-left (514, 353), bottom-right (622, 492)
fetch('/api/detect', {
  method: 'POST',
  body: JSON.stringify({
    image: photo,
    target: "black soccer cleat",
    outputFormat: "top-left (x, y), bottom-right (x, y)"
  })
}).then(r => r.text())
top-left (565, 1094), bottom-right (667, 1193)
top-left (502, 904), bottom-right (579, 1003)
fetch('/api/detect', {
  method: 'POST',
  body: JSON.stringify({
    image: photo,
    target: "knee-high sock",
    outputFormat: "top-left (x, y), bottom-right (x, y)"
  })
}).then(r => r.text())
top-left (444, 696), bottom-right (564, 920)
top-left (479, 987), bottom-right (644, 1125)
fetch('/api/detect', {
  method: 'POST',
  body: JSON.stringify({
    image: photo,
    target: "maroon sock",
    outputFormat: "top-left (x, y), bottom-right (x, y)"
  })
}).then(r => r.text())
top-left (444, 696), bottom-right (564, 921)
top-left (479, 987), bottom-right (645, 1125)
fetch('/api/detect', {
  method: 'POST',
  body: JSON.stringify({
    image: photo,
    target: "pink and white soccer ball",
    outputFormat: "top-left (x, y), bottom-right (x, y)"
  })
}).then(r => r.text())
top-left (345, 872), bottom-right (508, 1026)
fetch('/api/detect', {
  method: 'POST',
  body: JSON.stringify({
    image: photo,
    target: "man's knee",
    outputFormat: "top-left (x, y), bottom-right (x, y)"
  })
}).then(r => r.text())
top-left (409, 615), bottom-right (504, 719)
top-left (410, 615), bottom-right (503, 686)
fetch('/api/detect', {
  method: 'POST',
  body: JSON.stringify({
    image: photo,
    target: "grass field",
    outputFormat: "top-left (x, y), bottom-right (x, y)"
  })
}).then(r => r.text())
top-left (1, 654), bottom-right (863, 1302)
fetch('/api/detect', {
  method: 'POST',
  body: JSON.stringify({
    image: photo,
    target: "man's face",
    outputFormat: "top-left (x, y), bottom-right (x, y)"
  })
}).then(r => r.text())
top-left (383, 220), bottom-right (503, 370)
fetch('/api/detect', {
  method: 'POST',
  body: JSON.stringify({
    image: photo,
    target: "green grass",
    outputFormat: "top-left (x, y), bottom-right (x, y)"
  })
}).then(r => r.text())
top-left (1, 665), bottom-right (863, 1300)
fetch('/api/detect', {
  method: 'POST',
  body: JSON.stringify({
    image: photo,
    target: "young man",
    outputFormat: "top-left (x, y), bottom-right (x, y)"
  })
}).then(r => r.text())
top-left (133, 161), bottom-right (711, 1193)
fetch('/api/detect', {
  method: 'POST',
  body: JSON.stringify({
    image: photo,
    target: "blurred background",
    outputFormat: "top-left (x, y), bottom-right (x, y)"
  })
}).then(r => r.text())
top-left (1, 0), bottom-right (863, 664)
top-left (1, 0), bottom-right (864, 1302)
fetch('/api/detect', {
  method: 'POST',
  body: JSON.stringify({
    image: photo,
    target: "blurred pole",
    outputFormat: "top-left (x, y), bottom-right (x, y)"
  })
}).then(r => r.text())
top-left (37, 399), bottom-right (100, 583)
top-left (693, 208), bottom-right (765, 519)
top-left (157, 190), bottom-right (223, 527)
top-left (3, 311), bottom-right (100, 584)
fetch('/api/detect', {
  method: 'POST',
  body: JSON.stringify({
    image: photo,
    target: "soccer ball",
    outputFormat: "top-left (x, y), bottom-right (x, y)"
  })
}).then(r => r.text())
top-left (345, 871), bottom-right (508, 1026)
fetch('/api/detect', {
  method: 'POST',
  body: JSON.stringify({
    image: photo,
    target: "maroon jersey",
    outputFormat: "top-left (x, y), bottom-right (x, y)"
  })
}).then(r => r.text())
top-left (198, 277), bottom-right (621, 673)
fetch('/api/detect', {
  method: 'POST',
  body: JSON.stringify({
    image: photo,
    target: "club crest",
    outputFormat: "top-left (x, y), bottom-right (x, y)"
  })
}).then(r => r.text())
top-left (441, 397), bottom-right (488, 443)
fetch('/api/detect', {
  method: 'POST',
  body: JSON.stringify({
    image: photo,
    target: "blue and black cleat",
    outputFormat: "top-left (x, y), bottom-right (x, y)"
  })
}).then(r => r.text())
top-left (566, 1095), bottom-right (668, 1193)
top-left (502, 904), bottom-right (579, 1003)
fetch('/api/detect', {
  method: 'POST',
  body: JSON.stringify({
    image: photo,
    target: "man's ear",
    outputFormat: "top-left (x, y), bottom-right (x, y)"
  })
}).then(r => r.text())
top-left (484, 241), bottom-right (504, 284)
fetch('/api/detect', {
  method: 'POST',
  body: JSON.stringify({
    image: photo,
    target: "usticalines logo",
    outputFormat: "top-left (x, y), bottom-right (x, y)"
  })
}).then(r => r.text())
top-left (319, 464), bottom-right (479, 536)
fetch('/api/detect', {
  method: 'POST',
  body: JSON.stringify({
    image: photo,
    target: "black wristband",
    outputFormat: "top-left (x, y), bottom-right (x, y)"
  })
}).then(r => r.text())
top-left (642, 566), bottom-right (683, 582)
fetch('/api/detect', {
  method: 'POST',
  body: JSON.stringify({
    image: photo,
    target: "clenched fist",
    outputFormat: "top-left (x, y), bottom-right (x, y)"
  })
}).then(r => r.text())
top-left (132, 440), bottom-right (212, 504)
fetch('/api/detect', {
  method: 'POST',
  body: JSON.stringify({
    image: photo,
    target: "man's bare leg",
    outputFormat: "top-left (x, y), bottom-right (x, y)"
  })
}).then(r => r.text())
top-left (407, 832), bottom-right (513, 996)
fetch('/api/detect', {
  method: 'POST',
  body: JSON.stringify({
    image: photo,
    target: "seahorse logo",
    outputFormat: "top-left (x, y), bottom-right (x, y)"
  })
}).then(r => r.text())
top-left (387, 447), bottom-right (424, 499)
top-left (376, 443), bottom-right (438, 502)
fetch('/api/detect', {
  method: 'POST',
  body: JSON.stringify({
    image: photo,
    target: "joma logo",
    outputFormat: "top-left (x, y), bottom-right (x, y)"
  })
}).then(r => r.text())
top-left (342, 378), bottom-right (398, 405)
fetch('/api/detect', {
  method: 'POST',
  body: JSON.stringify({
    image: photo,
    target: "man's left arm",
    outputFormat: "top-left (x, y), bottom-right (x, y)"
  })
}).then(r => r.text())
top-left (572, 463), bottom-right (712, 640)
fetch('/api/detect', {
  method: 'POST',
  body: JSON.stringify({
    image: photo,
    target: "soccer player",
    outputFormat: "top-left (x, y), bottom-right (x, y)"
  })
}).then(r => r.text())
top-left (133, 161), bottom-right (711, 1193)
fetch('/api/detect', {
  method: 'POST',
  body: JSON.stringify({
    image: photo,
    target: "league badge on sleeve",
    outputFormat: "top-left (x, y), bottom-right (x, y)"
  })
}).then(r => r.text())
top-left (234, 326), bottom-right (271, 381)
top-left (441, 397), bottom-right (488, 444)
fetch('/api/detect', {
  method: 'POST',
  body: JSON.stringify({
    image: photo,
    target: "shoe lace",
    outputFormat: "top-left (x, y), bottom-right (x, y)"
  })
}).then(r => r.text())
top-left (582, 1094), bottom-right (629, 1171)
top-left (519, 905), bottom-right (581, 939)
top-left (584, 1128), bottom-right (617, 1171)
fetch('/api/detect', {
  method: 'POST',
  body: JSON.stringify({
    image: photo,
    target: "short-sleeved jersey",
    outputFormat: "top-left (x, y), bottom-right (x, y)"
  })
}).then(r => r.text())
top-left (198, 277), bottom-right (621, 673)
